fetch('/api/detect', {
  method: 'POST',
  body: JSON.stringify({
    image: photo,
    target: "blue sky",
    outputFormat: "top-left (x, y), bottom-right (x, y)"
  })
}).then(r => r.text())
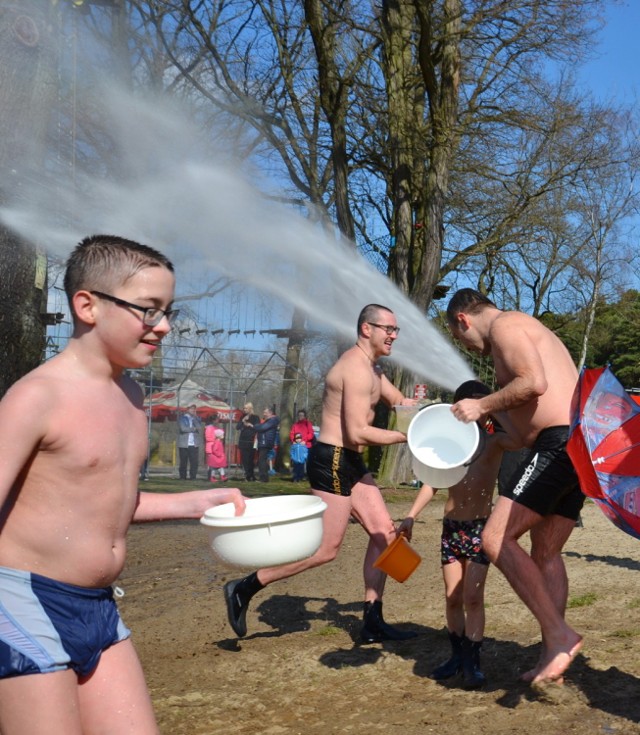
top-left (577, 1), bottom-right (640, 103)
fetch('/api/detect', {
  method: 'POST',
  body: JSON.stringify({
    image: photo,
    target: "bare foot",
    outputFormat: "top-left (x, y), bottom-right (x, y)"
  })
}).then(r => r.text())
top-left (520, 644), bottom-right (546, 683)
top-left (531, 637), bottom-right (583, 684)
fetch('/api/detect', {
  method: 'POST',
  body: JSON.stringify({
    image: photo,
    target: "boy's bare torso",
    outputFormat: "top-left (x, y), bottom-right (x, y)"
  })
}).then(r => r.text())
top-left (0, 354), bottom-right (146, 588)
top-left (444, 433), bottom-right (504, 521)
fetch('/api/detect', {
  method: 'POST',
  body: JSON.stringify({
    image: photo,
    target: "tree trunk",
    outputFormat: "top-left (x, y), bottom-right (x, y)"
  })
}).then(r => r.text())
top-left (278, 306), bottom-right (307, 471)
top-left (0, 0), bottom-right (57, 396)
top-left (377, 0), bottom-right (461, 485)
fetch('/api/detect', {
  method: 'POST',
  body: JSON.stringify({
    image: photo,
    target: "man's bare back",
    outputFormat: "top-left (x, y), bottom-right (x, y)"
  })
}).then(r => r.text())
top-left (450, 306), bottom-right (578, 446)
top-left (488, 311), bottom-right (578, 446)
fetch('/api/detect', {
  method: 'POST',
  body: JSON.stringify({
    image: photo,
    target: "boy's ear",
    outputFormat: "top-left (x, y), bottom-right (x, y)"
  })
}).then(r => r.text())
top-left (72, 290), bottom-right (98, 326)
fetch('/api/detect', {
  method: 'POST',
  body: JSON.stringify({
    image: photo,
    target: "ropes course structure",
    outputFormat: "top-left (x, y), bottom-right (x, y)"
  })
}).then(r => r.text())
top-left (131, 346), bottom-right (312, 477)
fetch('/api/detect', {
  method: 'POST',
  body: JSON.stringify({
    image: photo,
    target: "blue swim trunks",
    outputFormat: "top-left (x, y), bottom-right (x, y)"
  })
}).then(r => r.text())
top-left (0, 566), bottom-right (130, 679)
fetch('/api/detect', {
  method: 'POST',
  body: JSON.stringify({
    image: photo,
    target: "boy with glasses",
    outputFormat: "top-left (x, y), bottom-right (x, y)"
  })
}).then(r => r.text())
top-left (0, 235), bottom-right (246, 734)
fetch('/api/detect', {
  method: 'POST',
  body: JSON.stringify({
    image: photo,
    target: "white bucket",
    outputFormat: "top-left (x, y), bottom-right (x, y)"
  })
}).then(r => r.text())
top-left (201, 495), bottom-right (327, 568)
top-left (407, 403), bottom-right (480, 488)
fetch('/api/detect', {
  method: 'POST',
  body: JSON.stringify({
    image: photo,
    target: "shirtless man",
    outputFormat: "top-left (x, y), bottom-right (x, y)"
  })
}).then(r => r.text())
top-left (224, 304), bottom-right (418, 643)
top-left (446, 288), bottom-right (584, 685)
top-left (0, 235), bottom-right (246, 734)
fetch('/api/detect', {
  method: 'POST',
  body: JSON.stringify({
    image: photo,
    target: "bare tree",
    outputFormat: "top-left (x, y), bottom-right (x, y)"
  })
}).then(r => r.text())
top-left (135, 0), bottom-right (370, 447)
top-left (569, 112), bottom-right (640, 369)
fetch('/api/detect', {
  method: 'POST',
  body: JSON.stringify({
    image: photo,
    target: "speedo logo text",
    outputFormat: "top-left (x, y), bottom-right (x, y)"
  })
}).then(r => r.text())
top-left (513, 453), bottom-right (539, 496)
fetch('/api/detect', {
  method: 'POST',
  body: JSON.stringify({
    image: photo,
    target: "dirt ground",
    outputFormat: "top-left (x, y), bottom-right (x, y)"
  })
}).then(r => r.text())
top-left (119, 490), bottom-right (640, 735)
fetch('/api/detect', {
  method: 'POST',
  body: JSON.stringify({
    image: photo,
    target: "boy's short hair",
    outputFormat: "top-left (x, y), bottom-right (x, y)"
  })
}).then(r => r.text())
top-left (453, 380), bottom-right (491, 402)
top-left (63, 235), bottom-right (174, 319)
top-left (294, 433), bottom-right (302, 439)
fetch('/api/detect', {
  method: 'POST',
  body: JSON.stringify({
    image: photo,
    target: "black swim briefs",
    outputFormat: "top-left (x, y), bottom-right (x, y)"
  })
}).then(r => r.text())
top-left (306, 441), bottom-right (369, 497)
top-left (499, 425), bottom-right (584, 521)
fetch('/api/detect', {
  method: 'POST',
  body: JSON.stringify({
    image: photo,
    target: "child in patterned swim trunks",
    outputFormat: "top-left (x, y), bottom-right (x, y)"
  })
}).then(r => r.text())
top-left (399, 380), bottom-right (518, 689)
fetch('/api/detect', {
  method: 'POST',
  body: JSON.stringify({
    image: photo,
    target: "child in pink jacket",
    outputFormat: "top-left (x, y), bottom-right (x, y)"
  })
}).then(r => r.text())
top-left (205, 426), bottom-right (227, 482)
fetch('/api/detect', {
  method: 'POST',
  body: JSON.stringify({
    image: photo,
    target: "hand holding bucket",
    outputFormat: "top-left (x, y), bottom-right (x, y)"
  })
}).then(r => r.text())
top-left (407, 403), bottom-right (480, 488)
top-left (393, 404), bottom-right (420, 433)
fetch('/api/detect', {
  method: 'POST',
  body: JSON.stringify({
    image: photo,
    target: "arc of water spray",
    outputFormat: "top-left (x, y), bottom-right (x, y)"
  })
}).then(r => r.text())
top-left (0, 85), bottom-right (473, 390)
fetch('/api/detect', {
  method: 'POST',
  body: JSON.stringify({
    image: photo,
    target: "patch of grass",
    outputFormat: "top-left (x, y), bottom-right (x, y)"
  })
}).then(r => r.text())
top-left (315, 625), bottom-right (342, 637)
top-left (628, 598), bottom-right (640, 610)
top-left (567, 592), bottom-right (597, 609)
top-left (140, 473), bottom-right (311, 499)
top-left (381, 484), bottom-right (439, 504)
top-left (141, 472), bottom-right (416, 503)
top-left (609, 629), bottom-right (640, 638)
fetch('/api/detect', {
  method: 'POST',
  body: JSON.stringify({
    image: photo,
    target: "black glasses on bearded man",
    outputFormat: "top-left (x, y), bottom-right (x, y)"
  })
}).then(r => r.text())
top-left (90, 291), bottom-right (179, 327)
top-left (367, 322), bottom-right (400, 336)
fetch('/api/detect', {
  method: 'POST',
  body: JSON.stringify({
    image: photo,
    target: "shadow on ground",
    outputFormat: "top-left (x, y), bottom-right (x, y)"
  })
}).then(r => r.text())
top-left (217, 591), bottom-right (640, 727)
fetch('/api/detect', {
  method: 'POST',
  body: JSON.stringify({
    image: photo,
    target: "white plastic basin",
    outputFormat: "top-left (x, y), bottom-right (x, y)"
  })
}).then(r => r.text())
top-left (407, 403), bottom-right (480, 488)
top-left (201, 494), bottom-right (327, 568)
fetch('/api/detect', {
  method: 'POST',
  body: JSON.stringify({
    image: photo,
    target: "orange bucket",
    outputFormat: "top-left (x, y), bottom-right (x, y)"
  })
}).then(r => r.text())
top-left (373, 534), bottom-right (422, 583)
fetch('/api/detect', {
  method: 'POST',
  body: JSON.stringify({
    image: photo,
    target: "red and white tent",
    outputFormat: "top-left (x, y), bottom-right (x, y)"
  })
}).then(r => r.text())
top-left (147, 379), bottom-right (242, 422)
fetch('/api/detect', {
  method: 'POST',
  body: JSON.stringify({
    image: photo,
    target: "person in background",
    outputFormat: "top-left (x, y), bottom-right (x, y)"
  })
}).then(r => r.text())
top-left (398, 380), bottom-right (518, 689)
top-left (446, 288), bottom-right (583, 684)
top-left (177, 404), bottom-right (202, 480)
top-left (236, 402), bottom-right (259, 481)
top-left (268, 429), bottom-right (280, 475)
top-left (204, 415), bottom-right (217, 480)
top-left (290, 432), bottom-right (309, 482)
top-left (223, 304), bottom-right (418, 643)
top-left (290, 409), bottom-right (315, 448)
top-left (0, 234), bottom-right (246, 734)
top-left (255, 407), bottom-right (280, 482)
top-left (206, 425), bottom-right (228, 482)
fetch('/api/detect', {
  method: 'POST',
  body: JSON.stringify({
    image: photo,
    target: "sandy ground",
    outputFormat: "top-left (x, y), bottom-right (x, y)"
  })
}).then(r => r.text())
top-left (119, 491), bottom-right (640, 735)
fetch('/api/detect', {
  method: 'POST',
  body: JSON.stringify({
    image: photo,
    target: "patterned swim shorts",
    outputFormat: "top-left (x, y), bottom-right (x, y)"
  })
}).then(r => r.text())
top-left (440, 517), bottom-right (489, 566)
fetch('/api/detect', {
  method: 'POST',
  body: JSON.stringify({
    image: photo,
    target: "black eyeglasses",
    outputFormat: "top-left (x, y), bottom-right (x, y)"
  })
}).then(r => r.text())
top-left (367, 322), bottom-right (400, 336)
top-left (90, 291), bottom-right (179, 327)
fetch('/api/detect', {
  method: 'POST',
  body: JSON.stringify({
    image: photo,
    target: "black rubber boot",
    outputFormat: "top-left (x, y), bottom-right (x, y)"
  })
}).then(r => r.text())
top-left (359, 600), bottom-right (418, 643)
top-left (223, 572), bottom-right (263, 638)
top-left (429, 630), bottom-right (464, 680)
top-left (462, 636), bottom-right (486, 689)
